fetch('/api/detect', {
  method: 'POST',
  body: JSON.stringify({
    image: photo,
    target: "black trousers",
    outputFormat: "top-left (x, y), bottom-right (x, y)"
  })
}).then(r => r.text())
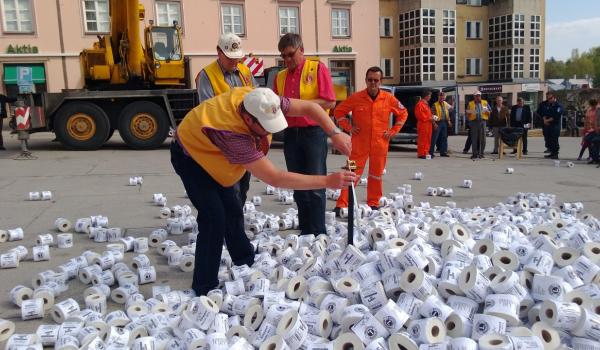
top-left (170, 141), bottom-right (255, 295)
top-left (547, 126), bottom-right (560, 155)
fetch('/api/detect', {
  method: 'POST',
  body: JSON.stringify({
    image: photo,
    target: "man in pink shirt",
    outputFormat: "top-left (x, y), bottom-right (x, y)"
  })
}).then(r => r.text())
top-left (273, 33), bottom-right (337, 236)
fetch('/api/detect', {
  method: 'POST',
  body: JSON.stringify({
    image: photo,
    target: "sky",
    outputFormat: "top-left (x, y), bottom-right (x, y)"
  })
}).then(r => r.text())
top-left (546, 0), bottom-right (600, 60)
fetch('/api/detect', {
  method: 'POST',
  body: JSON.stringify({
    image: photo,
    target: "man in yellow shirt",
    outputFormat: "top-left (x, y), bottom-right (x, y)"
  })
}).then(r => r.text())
top-left (466, 91), bottom-right (490, 159)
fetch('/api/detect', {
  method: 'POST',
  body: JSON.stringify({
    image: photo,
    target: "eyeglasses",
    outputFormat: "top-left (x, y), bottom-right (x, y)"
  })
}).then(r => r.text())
top-left (280, 47), bottom-right (299, 59)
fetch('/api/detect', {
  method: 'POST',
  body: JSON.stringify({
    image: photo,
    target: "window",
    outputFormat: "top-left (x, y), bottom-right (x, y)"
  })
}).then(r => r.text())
top-left (81, 0), bottom-right (109, 33)
top-left (443, 10), bottom-right (455, 44)
top-left (421, 9), bottom-right (435, 44)
top-left (399, 48), bottom-right (421, 84)
top-left (466, 21), bottom-right (481, 39)
top-left (422, 47), bottom-right (435, 81)
top-left (1, 0), bottom-right (33, 32)
top-left (513, 47), bottom-right (524, 78)
top-left (489, 49), bottom-right (511, 80)
top-left (530, 48), bottom-right (540, 78)
top-left (380, 17), bottom-right (392, 37)
top-left (221, 4), bottom-right (244, 35)
top-left (279, 6), bottom-right (299, 35)
top-left (467, 0), bottom-right (482, 6)
top-left (530, 15), bottom-right (541, 45)
top-left (331, 8), bottom-right (350, 37)
top-left (443, 47), bottom-right (455, 81)
top-left (513, 14), bottom-right (524, 45)
top-left (156, 1), bottom-right (181, 27)
top-left (488, 15), bottom-right (512, 48)
top-left (398, 10), bottom-right (421, 47)
top-left (381, 58), bottom-right (393, 78)
top-left (466, 58), bottom-right (481, 76)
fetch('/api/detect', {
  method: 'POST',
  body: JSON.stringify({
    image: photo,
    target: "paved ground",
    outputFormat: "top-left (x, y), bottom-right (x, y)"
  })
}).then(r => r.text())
top-left (0, 129), bottom-right (598, 343)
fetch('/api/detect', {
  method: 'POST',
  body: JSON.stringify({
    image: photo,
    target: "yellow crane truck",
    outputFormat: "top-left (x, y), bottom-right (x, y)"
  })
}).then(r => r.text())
top-left (14, 0), bottom-right (197, 150)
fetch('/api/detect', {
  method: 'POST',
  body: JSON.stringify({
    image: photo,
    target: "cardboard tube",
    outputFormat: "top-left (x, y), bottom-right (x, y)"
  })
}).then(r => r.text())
top-left (406, 317), bottom-right (446, 344)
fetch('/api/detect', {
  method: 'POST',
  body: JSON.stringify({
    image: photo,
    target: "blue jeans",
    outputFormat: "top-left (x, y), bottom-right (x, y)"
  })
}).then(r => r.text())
top-left (430, 121), bottom-right (448, 155)
top-left (170, 141), bottom-right (255, 295)
top-left (283, 126), bottom-right (328, 235)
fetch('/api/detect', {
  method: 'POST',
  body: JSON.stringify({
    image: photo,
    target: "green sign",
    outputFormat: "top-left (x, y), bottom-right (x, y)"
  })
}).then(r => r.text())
top-left (6, 44), bottom-right (39, 54)
top-left (333, 45), bottom-right (352, 53)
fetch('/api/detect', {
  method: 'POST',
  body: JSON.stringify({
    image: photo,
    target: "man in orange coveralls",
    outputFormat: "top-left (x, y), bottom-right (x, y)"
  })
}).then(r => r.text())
top-left (333, 67), bottom-right (408, 215)
top-left (415, 90), bottom-right (434, 159)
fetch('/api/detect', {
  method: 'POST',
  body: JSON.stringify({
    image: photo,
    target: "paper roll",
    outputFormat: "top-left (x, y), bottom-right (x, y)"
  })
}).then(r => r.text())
top-left (445, 313), bottom-right (473, 338)
top-left (276, 309), bottom-right (308, 350)
top-left (483, 294), bottom-right (521, 326)
top-left (259, 335), bottom-right (289, 350)
top-left (0, 252), bottom-right (19, 268)
top-left (51, 298), bottom-right (80, 323)
top-left (388, 332), bottom-right (418, 350)
top-left (85, 293), bottom-right (107, 315)
top-left (351, 312), bottom-right (390, 345)
top-left (572, 308), bottom-right (600, 341)
top-left (333, 276), bottom-right (360, 302)
top-left (10, 285), bottom-right (33, 307)
top-left (458, 265), bottom-right (490, 303)
top-left (400, 267), bottom-right (436, 300)
top-left (572, 337), bottom-right (600, 350)
top-left (0, 229), bottom-right (7, 243)
top-left (448, 337), bottom-right (477, 350)
top-left (286, 275), bottom-right (308, 300)
top-left (471, 314), bottom-right (507, 341)
top-left (374, 300), bottom-right (410, 333)
top-left (243, 304), bottom-right (265, 331)
top-left (429, 223), bottom-right (451, 245)
top-left (55, 218), bottom-right (72, 232)
top-left (479, 334), bottom-right (512, 350)
top-left (334, 332), bottom-right (365, 350)
top-left (57, 233), bottom-right (73, 248)
top-left (540, 300), bottom-right (581, 332)
top-left (531, 321), bottom-right (562, 350)
top-left (138, 265), bottom-right (156, 284)
top-left (406, 317), bottom-right (445, 345)
top-left (33, 286), bottom-right (55, 311)
top-left (582, 242), bottom-right (600, 263)
top-left (36, 324), bottom-right (59, 346)
top-left (21, 298), bottom-right (44, 320)
top-left (491, 251), bottom-right (519, 271)
top-left (32, 244), bottom-right (51, 261)
top-left (191, 296), bottom-right (220, 330)
top-left (419, 295), bottom-right (454, 322)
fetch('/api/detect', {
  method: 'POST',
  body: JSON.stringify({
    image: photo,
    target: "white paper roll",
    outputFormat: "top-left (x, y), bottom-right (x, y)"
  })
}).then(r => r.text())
top-left (406, 317), bottom-right (446, 345)
top-left (351, 312), bottom-right (390, 345)
top-left (419, 295), bottom-right (454, 322)
top-left (471, 314), bottom-right (507, 340)
top-left (448, 337), bottom-right (477, 350)
top-left (276, 309), bottom-right (309, 349)
top-left (33, 286), bottom-right (55, 311)
top-left (54, 218), bottom-right (72, 232)
top-left (32, 244), bottom-right (50, 261)
top-left (479, 334), bottom-right (512, 350)
top-left (36, 324), bottom-right (59, 346)
top-left (458, 265), bottom-right (490, 303)
top-left (259, 335), bottom-right (289, 350)
top-left (539, 300), bottom-right (581, 332)
top-left (51, 298), bottom-right (80, 323)
top-left (10, 285), bottom-right (33, 307)
top-left (483, 294), bottom-right (521, 326)
top-left (21, 298), bottom-right (44, 320)
top-left (334, 332), bottom-right (365, 350)
top-left (57, 233), bottom-right (73, 248)
top-left (572, 308), bottom-right (600, 341)
top-left (388, 332), bottom-right (418, 350)
top-left (531, 321), bottom-right (562, 349)
top-left (85, 293), bottom-right (107, 315)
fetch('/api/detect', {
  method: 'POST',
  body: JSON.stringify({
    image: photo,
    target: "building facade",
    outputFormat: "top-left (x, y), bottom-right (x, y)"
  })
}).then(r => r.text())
top-left (382, 0), bottom-right (546, 123)
top-left (0, 0), bottom-right (379, 96)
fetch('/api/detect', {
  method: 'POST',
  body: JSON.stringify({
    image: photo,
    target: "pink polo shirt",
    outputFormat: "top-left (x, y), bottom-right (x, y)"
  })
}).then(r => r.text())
top-left (273, 59), bottom-right (336, 127)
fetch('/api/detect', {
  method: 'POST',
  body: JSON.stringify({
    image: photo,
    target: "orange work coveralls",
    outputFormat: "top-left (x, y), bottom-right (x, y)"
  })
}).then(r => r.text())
top-left (334, 89), bottom-right (408, 208)
top-left (415, 99), bottom-right (433, 157)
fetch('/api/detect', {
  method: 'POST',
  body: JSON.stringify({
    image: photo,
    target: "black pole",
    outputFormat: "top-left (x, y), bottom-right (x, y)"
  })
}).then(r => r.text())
top-left (348, 183), bottom-right (354, 246)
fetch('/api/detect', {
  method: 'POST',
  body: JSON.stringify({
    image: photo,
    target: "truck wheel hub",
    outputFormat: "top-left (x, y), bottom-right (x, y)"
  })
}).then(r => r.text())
top-left (67, 114), bottom-right (96, 141)
top-left (131, 114), bottom-right (156, 140)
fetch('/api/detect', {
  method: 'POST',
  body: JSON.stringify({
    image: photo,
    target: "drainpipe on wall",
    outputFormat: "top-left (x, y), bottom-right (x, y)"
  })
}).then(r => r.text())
top-left (314, 0), bottom-right (319, 55)
top-left (55, 0), bottom-right (68, 89)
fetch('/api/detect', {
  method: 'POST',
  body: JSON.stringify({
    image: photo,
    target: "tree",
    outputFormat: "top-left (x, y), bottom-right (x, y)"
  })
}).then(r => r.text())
top-left (545, 57), bottom-right (566, 79)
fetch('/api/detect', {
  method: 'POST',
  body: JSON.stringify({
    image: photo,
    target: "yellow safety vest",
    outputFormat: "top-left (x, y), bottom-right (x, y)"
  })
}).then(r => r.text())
top-left (467, 100), bottom-right (490, 121)
top-left (433, 101), bottom-right (451, 121)
top-left (177, 87), bottom-right (271, 187)
top-left (203, 60), bottom-right (253, 95)
top-left (276, 59), bottom-right (329, 117)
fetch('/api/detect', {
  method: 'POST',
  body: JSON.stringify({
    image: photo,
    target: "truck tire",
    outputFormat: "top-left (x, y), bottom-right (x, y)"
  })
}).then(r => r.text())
top-left (118, 101), bottom-right (169, 150)
top-left (54, 102), bottom-right (110, 150)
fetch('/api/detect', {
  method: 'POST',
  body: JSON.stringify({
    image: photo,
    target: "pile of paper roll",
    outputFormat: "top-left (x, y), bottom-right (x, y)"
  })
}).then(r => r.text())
top-left (4, 189), bottom-right (600, 350)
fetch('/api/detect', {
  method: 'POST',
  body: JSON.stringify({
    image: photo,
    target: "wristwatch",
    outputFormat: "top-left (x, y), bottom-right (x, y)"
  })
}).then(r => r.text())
top-left (327, 126), bottom-right (342, 137)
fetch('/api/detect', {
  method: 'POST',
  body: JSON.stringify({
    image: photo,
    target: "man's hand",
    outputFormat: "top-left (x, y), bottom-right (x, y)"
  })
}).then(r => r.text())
top-left (331, 133), bottom-right (352, 156)
top-left (351, 126), bottom-right (360, 135)
top-left (326, 171), bottom-right (357, 189)
top-left (383, 130), bottom-right (394, 140)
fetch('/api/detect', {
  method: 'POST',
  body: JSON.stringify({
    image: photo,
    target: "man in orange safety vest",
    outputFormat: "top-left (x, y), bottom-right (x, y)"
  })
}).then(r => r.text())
top-left (333, 66), bottom-right (408, 215)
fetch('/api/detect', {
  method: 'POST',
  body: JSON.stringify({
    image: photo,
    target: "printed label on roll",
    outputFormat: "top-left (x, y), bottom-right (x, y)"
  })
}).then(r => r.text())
top-left (472, 314), bottom-right (507, 340)
top-left (351, 312), bottom-right (390, 346)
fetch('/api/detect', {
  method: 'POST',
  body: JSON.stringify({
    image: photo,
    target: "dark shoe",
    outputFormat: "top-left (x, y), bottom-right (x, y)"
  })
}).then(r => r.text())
top-left (470, 155), bottom-right (477, 160)
top-left (333, 207), bottom-right (342, 218)
top-left (0, 146), bottom-right (5, 150)
top-left (479, 155), bottom-right (485, 159)
top-left (491, 151), bottom-right (498, 155)
top-left (588, 160), bottom-right (596, 164)
top-left (369, 206), bottom-right (379, 211)
top-left (418, 156), bottom-right (427, 159)
top-left (547, 154), bottom-right (559, 160)
top-left (462, 150), bottom-right (469, 154)
top-left (440, 154), bottom-right (449, 157)
top-left (577, 157), bottom-right (582, 161)
top-left (544, 149), bottom-right (551, 153)
top-left (523, 151), bottom-right (528, 155)
top-left (511, 150), bottom-right (517, 154)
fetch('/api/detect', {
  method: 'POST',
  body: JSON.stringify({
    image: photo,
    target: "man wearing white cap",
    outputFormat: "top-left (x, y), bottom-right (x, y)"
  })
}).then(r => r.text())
top-left (196, 33), bottom-right (257, 103)
top-left (196, 33), bottom-right (258, 205)
top-left (171, 87), bottom-right (354, 295)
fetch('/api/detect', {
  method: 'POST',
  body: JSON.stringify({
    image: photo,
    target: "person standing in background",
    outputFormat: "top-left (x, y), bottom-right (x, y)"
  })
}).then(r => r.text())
top-left (0, 93), bottom-right (17, 150)
top-left (415, 90), bottom-right (434, 159)
top-left (466, 91), bottom-right (490, 159)
top-left (195, 33), bottom-right (257, 205)
top-left (510, 97), bottom-right (532, 155)
top-left (430, 91), bottom-right (452, 157)
top-left (537, 92), bottom-right (563, 160)
top-left (579, 99), bottom-right (598, 161)
top-left (489, 96), bottom-right (510, 155)
top-left (273, 33), bottom-right (336, 236)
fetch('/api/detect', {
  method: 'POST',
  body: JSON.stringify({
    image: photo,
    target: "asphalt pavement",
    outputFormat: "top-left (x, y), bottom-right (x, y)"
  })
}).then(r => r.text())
top-left (0, 130), bottom-right (598, 342)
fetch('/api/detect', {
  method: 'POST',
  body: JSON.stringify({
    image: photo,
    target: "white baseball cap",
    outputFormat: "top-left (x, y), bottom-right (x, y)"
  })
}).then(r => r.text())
top-left (474, 91), bottom-right (482, 96)
top-left (243, 88), bottom-right (288, 133)
top-left (218, 33), bottom-right (244, 59)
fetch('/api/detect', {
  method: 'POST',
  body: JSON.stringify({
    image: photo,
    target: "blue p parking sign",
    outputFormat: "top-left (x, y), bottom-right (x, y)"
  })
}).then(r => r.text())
top-left (17, 66), bottom-right (34, 93)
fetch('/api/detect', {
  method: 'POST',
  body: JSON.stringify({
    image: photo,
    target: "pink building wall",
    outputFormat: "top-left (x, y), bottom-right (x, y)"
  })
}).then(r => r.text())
top-left (0, 0), bottom-right (379, 94)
